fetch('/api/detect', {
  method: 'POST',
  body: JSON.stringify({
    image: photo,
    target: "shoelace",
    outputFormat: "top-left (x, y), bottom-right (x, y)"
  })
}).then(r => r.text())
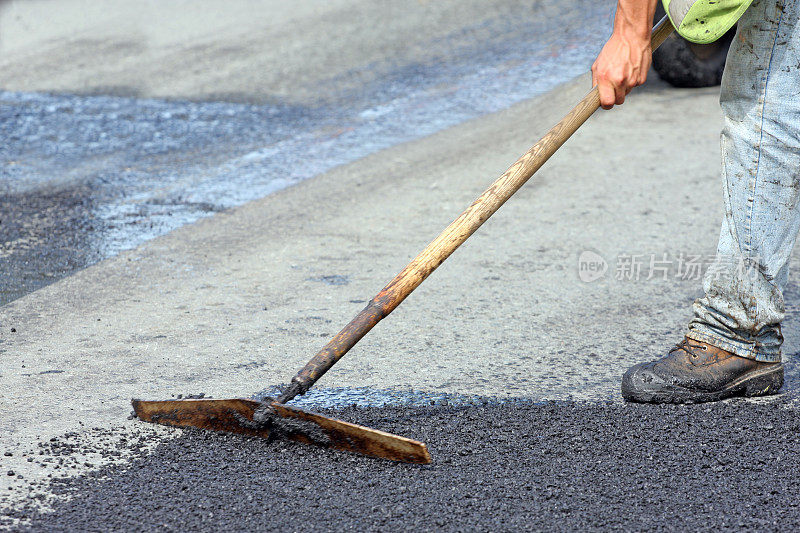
top-left (671, 339), bottom-right (708, 358)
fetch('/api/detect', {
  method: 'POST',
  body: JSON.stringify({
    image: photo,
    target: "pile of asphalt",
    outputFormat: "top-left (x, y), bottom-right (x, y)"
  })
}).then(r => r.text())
top-left (7, 400), bottom-right (800, 531)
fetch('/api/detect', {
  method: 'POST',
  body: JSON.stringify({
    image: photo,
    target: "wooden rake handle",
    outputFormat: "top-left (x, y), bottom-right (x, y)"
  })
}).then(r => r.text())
top-left (276, 17), bottom-right (675, 404)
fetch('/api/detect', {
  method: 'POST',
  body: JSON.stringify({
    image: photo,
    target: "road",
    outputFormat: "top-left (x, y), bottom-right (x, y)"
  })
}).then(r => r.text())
top-left (8, 400), bottom-right (800, 531)
top-left (0, 0), bottom-right (615, 305)
top-left (3, 1), bottom-right (800, 531)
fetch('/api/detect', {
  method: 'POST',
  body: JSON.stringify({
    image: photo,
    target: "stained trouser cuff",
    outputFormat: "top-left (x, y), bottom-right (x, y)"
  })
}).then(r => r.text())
top-left (685, 330), bottom-right (782, 363)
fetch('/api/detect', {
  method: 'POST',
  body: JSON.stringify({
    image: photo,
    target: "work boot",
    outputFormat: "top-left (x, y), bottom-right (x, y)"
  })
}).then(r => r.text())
top-left (621, 337), bottom-right (784, 404)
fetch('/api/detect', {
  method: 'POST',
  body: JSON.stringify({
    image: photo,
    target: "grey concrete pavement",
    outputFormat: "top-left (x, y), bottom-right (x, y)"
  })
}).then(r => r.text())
top-left (0, 0), bottom-right (610, 106)
top-left (1, 0), bottom-right (617, 307)
top-left (6, 2), bottom-right (800, 529)
top-left (7, 71), bottom-right (799, 517)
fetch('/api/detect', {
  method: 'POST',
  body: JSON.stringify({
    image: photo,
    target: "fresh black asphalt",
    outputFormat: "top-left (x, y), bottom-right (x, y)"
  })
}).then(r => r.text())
top-left (5, 398), bottom-right (799, 531)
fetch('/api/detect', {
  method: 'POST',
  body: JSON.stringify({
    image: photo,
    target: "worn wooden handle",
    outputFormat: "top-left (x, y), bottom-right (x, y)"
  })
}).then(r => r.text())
top-left (276, 17), bottom-right (674, 404)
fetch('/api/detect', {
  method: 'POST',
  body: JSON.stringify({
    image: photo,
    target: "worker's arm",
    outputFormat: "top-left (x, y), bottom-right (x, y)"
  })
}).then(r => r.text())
top-left (592, 0), bottom-right (660, 109)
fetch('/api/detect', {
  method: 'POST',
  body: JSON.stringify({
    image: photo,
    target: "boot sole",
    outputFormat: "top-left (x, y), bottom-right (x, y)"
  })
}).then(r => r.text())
top-left (622, 364), bottom-right (784, 404)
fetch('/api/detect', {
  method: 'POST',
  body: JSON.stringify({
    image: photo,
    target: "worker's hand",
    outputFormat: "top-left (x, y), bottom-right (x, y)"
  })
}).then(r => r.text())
top-left (591, 30), bottom-right (652, 109)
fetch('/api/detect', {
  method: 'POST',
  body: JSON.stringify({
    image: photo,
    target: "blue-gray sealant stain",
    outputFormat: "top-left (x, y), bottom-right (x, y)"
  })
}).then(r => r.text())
top-left (253, 385), bottom-right (549, 410)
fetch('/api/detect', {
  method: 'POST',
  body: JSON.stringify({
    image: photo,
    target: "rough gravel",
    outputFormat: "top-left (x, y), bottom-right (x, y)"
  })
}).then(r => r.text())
top-left (5, 399), bottom-right (799, 532)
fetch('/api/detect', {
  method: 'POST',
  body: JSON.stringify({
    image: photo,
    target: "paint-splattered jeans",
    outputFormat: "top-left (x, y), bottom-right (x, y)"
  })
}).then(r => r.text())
top-left (686, 0), bottom-right (798, 363)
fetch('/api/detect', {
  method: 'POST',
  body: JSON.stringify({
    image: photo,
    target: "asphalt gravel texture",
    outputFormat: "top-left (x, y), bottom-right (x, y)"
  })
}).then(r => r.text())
top-left (5, 399), bottom-right (800, 532)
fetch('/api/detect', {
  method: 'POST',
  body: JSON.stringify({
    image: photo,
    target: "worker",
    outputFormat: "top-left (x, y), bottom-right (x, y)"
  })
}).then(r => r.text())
top-left (593, 0), bottom-right (792, 402)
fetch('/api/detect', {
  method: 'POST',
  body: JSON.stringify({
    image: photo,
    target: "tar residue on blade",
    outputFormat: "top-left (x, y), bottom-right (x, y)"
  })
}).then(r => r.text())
top-left (5, 399), bottom-right (800, 531)
top-left (252, 403), bottom-right (332, 446)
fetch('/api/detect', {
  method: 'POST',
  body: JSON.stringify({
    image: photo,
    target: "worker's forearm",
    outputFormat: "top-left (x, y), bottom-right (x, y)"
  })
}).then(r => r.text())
top-left (612, 0), bottom-right (660, 41)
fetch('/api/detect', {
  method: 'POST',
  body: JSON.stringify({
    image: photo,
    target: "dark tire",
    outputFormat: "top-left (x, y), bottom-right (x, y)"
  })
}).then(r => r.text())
top-left (652, 5), bottom-right (735, 88)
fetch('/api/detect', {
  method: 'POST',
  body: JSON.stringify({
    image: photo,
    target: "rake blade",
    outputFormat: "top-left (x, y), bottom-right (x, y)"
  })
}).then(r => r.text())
top-left (131, 398), bottom-right (431, 464)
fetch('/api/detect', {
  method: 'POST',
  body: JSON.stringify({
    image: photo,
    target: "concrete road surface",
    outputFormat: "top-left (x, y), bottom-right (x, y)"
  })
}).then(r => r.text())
top-left (3, 0), bottom-right (800, 530)
top-left (6, 73), bottom-right (800, 519)
top-left (0, 0), bottom-right (608, 105)
top-left (0, 0), bottom-right (616, 304)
